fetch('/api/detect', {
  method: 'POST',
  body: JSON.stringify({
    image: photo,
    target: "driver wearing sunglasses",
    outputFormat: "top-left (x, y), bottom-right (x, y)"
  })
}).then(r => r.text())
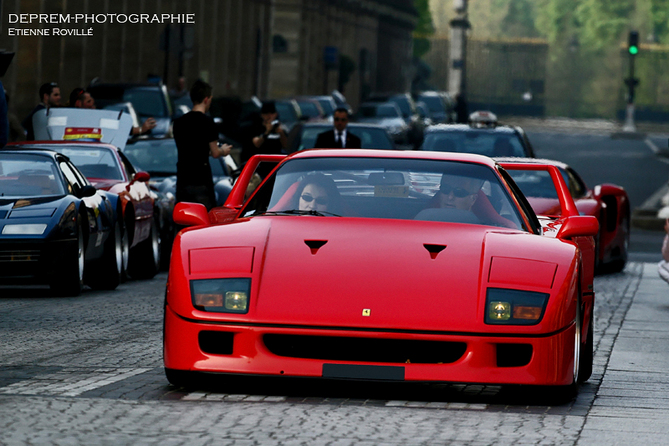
top-left (295, 173), bottom-right (341, 213)
top-left (437, 174), bottom-right (483, 211)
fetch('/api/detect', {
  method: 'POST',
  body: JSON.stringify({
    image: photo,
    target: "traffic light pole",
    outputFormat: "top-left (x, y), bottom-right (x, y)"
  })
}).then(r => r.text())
top-left (623, 31), bottom-right (639, 133)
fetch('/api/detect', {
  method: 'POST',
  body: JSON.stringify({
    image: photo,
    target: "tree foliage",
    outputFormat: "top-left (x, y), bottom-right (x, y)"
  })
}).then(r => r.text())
top-left (414, 0), bottom-right (435, 58)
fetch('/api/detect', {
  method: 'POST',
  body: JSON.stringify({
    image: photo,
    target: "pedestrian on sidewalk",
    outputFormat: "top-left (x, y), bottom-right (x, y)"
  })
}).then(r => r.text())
top-left (658, 218), bottom-right (669, 284)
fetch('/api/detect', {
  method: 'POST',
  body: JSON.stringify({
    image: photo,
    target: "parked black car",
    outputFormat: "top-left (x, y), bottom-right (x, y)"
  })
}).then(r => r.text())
top-left (0, 148), bottom-right (124, 295)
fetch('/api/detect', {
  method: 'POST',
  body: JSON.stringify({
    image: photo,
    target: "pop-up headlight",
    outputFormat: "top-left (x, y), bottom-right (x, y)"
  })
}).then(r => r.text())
top-left (485, 288), bottom-right (549, 325)
top-left (191, 278), bottom-right (251, 313)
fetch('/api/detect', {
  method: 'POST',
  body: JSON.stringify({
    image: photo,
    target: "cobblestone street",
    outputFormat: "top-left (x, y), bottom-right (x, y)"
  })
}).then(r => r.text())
top-left (0, 262), bottom-right (651, 445)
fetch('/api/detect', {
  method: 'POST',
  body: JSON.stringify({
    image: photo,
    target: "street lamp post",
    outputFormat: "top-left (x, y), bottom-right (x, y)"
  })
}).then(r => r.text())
top-left (449, 0), bottom-right (470, 98)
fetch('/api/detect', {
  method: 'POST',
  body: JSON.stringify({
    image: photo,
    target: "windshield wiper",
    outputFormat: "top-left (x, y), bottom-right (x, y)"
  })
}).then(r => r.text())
top-left (253, 209), bottom-right (341, 217)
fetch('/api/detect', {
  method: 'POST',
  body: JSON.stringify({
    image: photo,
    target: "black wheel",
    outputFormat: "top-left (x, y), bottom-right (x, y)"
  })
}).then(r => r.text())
top-left (578, 312), bottom-right (594, 383)
top-left (165, 368), bottom-right (195, 389)
top-left (50, 218), bottom-right (85, 297)
top-left (127, 217), bottom-right (161, 279)
top-left (159, 223), bottom-right (175, 271)
top-left (607, 212), bottom-right (630, 273)
top-left (86, 219), bottom-right (123, 290)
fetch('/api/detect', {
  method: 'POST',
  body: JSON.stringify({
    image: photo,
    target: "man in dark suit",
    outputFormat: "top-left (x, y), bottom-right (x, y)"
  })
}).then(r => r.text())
top-left (314, 107), bottom-right (361, 148)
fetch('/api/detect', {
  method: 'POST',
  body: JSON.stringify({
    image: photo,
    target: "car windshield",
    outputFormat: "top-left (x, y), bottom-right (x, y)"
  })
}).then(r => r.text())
top-left (420, 95), bottom-right (445, 112)
top-left (390, 97), bottom-right (412, 117)
top-left (316, 99), bottom-right (335, 116)
top-left (276, 102), bottom-right (298, 124)
top-left (242, 156), bottom-right (525, 230)
top-left (297, 101), bottom-right (321, 118)
top-left (421, 130), bottom-right (526, 157)
top-left (123, 88), bottom-right (169, 117)
top-left (58, 146), bottom-right (124, 181)
top-left (125, 139), bottom-right (228, 178)
top-left (359, 104), bottom-right (399, 118)
top-left (0, 154), bottom-right (66, 197)
top-left (299, 126), bottom-right (394, 151)
top-left (124, 140), bottom-right (178, 175)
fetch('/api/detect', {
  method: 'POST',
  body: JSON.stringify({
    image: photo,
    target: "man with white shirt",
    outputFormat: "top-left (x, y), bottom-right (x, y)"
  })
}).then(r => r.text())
top-left (314, 107), bottom-right (361, 148)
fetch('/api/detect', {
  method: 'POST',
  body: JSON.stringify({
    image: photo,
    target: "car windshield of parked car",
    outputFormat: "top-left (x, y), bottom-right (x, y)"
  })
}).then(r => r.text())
top-left (316, 99), bottom-right (335, 116)
top-left (58, 146), bottom-right (124, 181)
top-left (297, 101), bottom-right (321, 119)
top-left (124, 140), bottom-right (178, 175)
top-left (390, 97), bottom-right (413, 118)
top-left (242, 157), bottom-right (525, 230)
top-left (506, 169), bottom-right (563, 216)
top-left (421, 130), bottom-right (526, 157)
top-left (276, 102), bottom-right (298, 126)
top-left (0, 154), bottom-right (66, 197)
top-left (123, 88), bottom-right (170, 118)
top-left (299, 126), bottom-right (394, 151)
top-left (420, 95), bottom-right (445, 113)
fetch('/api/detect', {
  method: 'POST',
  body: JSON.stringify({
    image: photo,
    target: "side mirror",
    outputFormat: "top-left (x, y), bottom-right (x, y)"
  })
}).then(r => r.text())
top-left (133, 171), bottom-right (151, 183)
top-left (79, 185), bottom-right (97, 198)
top-left (557, 215), bottom-right (599, 239)
top-left (173, 202), bottom-right (210, 227)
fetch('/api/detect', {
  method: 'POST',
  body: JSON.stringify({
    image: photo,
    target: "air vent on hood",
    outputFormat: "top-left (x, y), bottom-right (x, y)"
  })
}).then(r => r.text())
top-left (305, 239), bottom-right (328, 255)
top-left (423, 244), bottom-right (447, 260)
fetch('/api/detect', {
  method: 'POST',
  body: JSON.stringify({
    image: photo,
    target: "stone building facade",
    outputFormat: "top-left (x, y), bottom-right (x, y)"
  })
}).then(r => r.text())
top-left (0, 0), bottom-right (416, 123)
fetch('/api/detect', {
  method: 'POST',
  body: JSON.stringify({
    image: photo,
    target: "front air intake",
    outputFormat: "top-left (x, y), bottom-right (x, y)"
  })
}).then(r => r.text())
top-left (263, 334), bottom-right (466, 364)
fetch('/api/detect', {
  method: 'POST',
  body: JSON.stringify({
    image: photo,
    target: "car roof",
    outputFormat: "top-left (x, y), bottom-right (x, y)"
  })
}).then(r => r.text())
top-left (300, 122), bottom-right (387, 130)
top-left (8, 141), bottom-right (118, 152)
top-left (495, 156), bottom-right (569, 170)
top-left (288, 148), bottom-right (498, 167)
top-left (425, 123), bottom-right (519, 135)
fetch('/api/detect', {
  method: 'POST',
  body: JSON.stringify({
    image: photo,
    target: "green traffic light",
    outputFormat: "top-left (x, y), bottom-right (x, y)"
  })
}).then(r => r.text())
top-left (629, 45), bottom-right (638, 55)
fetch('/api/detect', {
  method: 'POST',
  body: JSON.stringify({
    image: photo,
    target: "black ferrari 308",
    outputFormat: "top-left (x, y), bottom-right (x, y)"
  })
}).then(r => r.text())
top-left (0, 148), bottom-right (124, 296)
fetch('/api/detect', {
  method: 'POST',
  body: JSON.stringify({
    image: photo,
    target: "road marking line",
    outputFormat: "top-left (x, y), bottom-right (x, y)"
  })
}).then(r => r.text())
top-left (0, 368), bottom-right (152, 397)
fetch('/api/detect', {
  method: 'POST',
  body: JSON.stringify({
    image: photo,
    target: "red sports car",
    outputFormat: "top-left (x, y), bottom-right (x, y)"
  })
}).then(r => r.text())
top-left (498, 157), bottom-right (630, 273)
top-left (164, 150), bottom-right (598, 398)
top-left (10, 142), bottom-right (161, 279)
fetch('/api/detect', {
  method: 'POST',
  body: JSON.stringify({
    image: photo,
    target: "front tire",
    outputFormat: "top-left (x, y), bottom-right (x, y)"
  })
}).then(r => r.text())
top-left (86, 219), bottom-right (123, 290)
top-left (50, 218), bottom-right (85, 297)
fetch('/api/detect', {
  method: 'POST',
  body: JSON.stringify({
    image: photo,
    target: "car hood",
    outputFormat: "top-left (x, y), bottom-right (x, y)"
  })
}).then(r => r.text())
top-left (255, 217), bottom-right (487, 330)
top-left (0, 196), bottom-right (71, 237)
top-left (178, 216), bottom-right (573, 332)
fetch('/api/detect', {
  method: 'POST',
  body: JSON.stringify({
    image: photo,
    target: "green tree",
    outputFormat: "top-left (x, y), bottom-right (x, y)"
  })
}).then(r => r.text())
top-left (649, 0), bottom-right (669, 42)
top-left (414, 0), bottom-right (436, 58)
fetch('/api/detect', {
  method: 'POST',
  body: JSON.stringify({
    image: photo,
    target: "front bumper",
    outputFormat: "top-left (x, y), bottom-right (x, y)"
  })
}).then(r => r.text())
top-left (164, 305), bottom-right (576, 386)
top-left (0, 238), bottom-right (77, 283)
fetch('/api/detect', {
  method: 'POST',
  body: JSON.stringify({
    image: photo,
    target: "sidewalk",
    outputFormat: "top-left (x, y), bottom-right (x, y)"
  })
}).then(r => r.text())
top-left (579, 263), bottom-right (669, 445)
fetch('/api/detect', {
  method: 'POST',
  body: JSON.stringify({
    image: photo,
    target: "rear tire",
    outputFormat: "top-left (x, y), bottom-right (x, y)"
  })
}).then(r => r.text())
top-left (127, 217), bottom-right (160, 279)
top-left (86, 219), bottom-right (123, 290)
top-left (50, 218), bottom-right (85, 297)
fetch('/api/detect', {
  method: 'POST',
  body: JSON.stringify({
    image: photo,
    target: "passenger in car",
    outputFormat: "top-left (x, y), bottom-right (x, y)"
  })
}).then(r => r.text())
top-left (295, 173), bottom-right (342, 214)
top-left (435, 174), bottom-right (483, 211)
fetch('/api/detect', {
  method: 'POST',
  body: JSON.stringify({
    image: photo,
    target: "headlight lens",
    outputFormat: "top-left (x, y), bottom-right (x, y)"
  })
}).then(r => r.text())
top-left (191, 278), bottom-right (251, 313)
top-left (485, 288), bottom-right (549, 325)
top-left (2, 224), bottom-right (47, 235)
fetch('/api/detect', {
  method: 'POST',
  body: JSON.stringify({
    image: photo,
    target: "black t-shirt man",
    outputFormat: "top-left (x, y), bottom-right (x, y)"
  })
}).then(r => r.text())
top-left (173, 111), bottom-right (220, 210)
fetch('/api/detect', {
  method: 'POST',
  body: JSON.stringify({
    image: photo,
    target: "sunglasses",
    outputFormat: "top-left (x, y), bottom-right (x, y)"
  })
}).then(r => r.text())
top-left (334, 117), bottom-right (348, 122)
top-left (301, 194), bottom-right (329, 206)
top-left (440, 184), bottom-right (475, 198)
